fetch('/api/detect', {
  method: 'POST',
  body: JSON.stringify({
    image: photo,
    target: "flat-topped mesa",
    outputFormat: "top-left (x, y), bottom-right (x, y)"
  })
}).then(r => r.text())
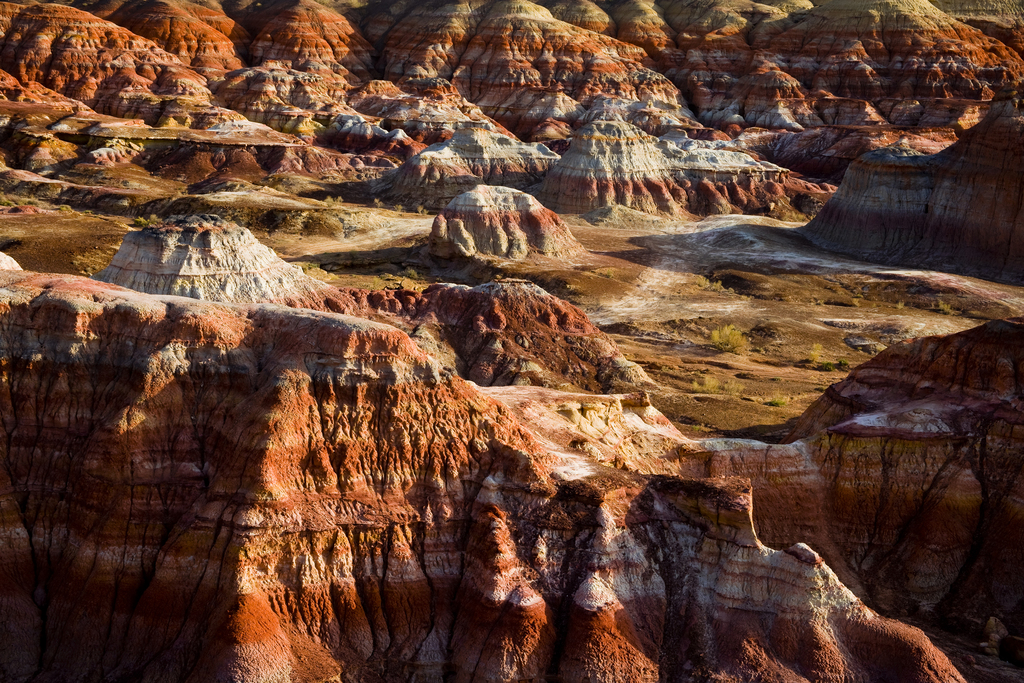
top-left (338, 280), bottom-right (652, 393)
top-left (0, 269), bottom-right (966, 682)
top-left (802, 87), bottom-right (1024, 283)
top-left (430, 186), bottom-right (585, 260)
top-left (92, 214), bottom-right (344, 307)
top-left (378, 126), bottom-right (560, 208)
top-left (537, 121), bottom-right (799, 216)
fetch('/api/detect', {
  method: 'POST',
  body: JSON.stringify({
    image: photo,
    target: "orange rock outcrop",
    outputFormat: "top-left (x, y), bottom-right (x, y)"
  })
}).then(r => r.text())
top-left (0, 269), bottom-right (967, 682)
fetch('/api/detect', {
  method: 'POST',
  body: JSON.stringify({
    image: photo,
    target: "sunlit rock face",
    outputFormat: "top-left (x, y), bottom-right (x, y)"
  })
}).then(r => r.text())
top-left (335, 280), bottom-right (653, 393)
top-left (0, 269), bottom-right (966, 681)
top-left (375, 0), bottom-right (682, 139)
top-left (0, 250), bottom-right (19, 269)
top-left (429, 185), bottom-right (585, 261)
top-left (687, 317), bottom-right (1024, 636)
top-left (92, 214), bottom-right (342, 306)
top-left (536, 121), bottom-right (803, 216)
top-left (659, 0), bottom-right (1024, 129)
top-left (0, 3), bottom-right (234, 126)
top-left (802, 87), bottom-right (1024, 284)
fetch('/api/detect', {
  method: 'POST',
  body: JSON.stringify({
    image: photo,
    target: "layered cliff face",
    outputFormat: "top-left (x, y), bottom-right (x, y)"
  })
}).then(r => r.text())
top-left (0, 269), bottom-right (967, 682)
top-left (95, 0), bottom-right (247, 76)
top-left (536, 120), bottom-right (810, 216)
top-left (0, 0), bottom-right (1016, 139)
top-left (376, 0), bottom-right (681, 138)
top-left (690, 317), bottom-right (1024, 636)
top-left (0, 3), bottom-right (231, 125)
top-left (802, 87), bottom-right (1024, 284)
top-left (209, 65), bottom-right (352, 134)
top-left (661, 0), bottom-right (1024, 128)
top-left (379, 126), bottom-right (560, 207)
top-left (430, 185), bottom-right (584, 260)
top-left (346, 79), bottom-right (505, 144)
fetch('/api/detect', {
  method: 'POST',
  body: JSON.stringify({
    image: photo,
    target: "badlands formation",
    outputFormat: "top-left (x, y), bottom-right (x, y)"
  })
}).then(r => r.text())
top-left (1, 0), bottom-right (1024, 681)
top-left (803, 86), bottom-right (1024, 283)
top-left (429, 185), bottom-right (584, 260)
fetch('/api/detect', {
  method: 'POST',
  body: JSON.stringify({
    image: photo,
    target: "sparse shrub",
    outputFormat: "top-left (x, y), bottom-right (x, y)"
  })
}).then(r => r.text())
top-left (895, 301), bottom-right (905, 310)
top-left (937, 300), bottom-right (957, 315)
top-left (710, 324), bottom-right (746, 353)
top-left (807, 343), bottom-right (823, 364)
top-left (695, 275), bottom-right (725, 292)
top-left (372, 198), bottom-right (384, 208)
top-left (722, 380), bottom-right (743, 396)
top-left (821, 361), bottom-right (835, 371)
top-left (691, 376), bottom-right (721, 394)
top-left (837, 359), bottom-right (850, 370)
top-left (401, 267), bottom-right (419, 279)
top-left (393, 204), bottom-right (404, 213)
top-left (690, 376), bottom-right (743, 396)
top-left (766, 395), bottom-right (788, 407)
top-left (58, 205), bottom-right (73, 213)
top-left (133, 216), bottom-right (150, 227)
top-left (416, 204), bottom-right (427, 215)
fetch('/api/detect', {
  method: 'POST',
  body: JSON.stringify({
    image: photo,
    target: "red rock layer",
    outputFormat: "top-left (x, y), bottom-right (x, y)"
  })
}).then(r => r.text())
top-left (0, 270), bottom-right (966, 682)
top-left (376, 0), bottom-right (681, 138)
top-left (740, 125), bottom-right (960, 183)
top-left (346, 78), bottom-right (507, 144)
top-left (246, 0), bottom-right (375, 88)
top-left (690, 317), bottom-right (1024, 636)
top-left (0, 3), bottom-right (228, 125)
top-left (209, 64), bottom-right (351, 135)
top-left (96, 0), bottom-right (247, 75)
top-left (659, 0), bottom-right (1024, 129)
top-left (802, 86), bottom-right (1024, 283)
top-left (336, 280), bottom-right (650, 392)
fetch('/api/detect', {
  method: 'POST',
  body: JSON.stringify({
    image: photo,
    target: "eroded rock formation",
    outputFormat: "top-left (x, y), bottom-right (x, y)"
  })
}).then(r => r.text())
top-left (337, 280), bottom-right (651, 393)
top-left (0, 269), bottom-right (967, 682)
top-left (688, 317), bottom-right (1024, 636)
top-left (802, 86), bottom-right (1024, 283)
top-left (92, 215), bottom-right (636, 393)
top-left (92, 214), bottom-right (345, 306)
top-left (430, 185), bottom-right (584, 260)
top-left (0, 3), bottom-right (232, 126)
top-left (379, 126), bottom-right (560, 207)
top-left (0, 250), bottom-right (19, 269)
top-left (537, 121), bottom-right (812, 216)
